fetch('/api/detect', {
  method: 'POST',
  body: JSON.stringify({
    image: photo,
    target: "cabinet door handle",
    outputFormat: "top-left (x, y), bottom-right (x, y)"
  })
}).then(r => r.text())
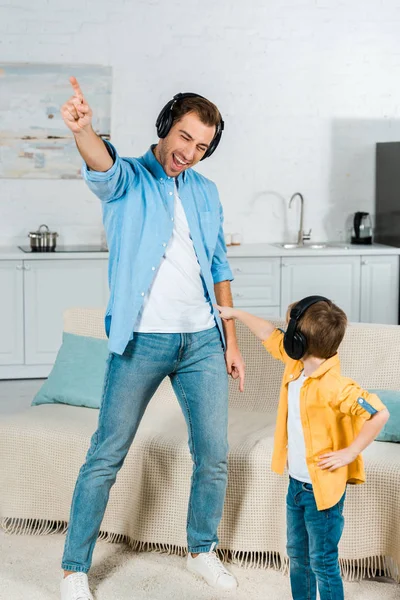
top-left (361, 260), bottom-right (368, 266)
top-left (234, 267), bottom-right (243, 274)
top-left (234, 292), bottom-right (244, 298)
top-left (16, 264), bottom-right (23, 270)
top-left (24, 264), bottom-right (31, 271)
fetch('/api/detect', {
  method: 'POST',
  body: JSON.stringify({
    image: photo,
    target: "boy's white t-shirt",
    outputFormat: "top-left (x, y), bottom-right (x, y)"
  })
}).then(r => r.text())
top-left (287, 371), bottom-right (312, 484)
top-left (134, 181), bottom-right (215, 333)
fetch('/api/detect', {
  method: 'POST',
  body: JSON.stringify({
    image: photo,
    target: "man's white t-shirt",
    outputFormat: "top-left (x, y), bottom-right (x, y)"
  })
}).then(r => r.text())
top-left (135, 181), bottom-right (215, 333)
top-left (287, 371), bottom-right (312, 483)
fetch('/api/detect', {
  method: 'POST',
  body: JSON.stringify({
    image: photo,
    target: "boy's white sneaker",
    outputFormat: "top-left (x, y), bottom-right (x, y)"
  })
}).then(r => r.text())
top-left (60, 572), bottom-right (94, 600)
top-left (187, 543), bottom-right (238, 591)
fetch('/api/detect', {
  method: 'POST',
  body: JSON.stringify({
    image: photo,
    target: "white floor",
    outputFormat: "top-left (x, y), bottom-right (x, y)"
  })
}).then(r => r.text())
top-left (0, 379), bottom-right (398, 600)
top-left (1, 527), bottom-right (400, 600)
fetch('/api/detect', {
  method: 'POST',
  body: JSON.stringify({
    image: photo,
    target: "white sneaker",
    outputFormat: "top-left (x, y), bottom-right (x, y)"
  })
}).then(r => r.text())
top-left (187, 543), bottom-right (238, 591)
top-left (60, 572), bottom-right (94, 600)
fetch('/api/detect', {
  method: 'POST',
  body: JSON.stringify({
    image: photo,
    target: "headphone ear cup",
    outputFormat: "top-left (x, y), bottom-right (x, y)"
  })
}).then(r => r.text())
top-left (201, 120), bottom-right (224, 161)
top-left (291, 331), bottom-right (307, 360)
top-left (156, 112), bottom-right (172, 139)
top-left (284, 322), bottom-right (307, 360)
top-left (201, 142), bottom-right (214, 161)
top-left (200, 129), bottom-right (220, 160)
top-left (156, 116), bottom-right (167, 138)
top-left (156, 100), bottom-right (175, 139)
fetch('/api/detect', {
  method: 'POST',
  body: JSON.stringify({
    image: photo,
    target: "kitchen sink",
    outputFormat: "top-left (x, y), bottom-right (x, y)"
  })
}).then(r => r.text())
top-left (275, 243), bottom-right (328, 250)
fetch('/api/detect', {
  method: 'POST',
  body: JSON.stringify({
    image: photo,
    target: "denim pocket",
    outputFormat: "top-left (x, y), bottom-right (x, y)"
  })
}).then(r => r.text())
top-left (302, 482), bottom-right (313, 493)
top-left (122, 338), bottom-right (135, 358)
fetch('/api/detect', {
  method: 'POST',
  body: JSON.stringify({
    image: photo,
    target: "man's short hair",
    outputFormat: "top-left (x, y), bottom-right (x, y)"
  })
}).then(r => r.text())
top-left (171, 95), bottom-right (221, 131)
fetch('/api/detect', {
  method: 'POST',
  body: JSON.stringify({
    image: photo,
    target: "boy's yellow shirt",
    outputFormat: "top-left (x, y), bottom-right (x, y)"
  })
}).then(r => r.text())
top-left (263, 328), bottom-right (386, 511)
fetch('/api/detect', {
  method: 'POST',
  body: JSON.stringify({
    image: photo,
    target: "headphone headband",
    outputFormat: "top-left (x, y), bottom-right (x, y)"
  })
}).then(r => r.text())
top-left (155, 92), bottom-right (224, 160)
top-left (290, 295), bottom-right (330, 320)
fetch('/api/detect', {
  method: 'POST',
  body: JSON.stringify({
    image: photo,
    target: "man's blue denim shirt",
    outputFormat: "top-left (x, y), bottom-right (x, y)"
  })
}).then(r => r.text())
top-left (82, 142), bottom-right (233, 355)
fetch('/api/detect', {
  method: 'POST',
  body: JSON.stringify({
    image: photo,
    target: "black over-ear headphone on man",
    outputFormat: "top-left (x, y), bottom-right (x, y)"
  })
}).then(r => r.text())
top-left (283, 295), bottom-right (330, 360)
top-left (155, 92), bottom-right (224, 161)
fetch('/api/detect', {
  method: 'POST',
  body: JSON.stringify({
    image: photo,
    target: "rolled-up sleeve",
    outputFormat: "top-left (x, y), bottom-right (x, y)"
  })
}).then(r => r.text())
top-left (82, 140), bottom-right (135, 203)
top-left (262, 328), bottom-right (288, 363)
top-left (211, 202), bottom-right (234, 284)
top-left (335, 379), bottom-right (387, 421)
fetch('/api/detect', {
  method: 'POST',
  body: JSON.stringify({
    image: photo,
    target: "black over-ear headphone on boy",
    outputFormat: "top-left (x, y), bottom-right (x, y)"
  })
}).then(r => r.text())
top-left (155, 92), bottom-right (224, 160)
top-left (283, 295), bottom-right (330, 360)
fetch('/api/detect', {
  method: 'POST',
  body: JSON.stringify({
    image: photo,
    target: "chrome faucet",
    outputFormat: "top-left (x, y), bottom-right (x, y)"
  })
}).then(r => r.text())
top-left (289, 192), bottom-right (311, 246)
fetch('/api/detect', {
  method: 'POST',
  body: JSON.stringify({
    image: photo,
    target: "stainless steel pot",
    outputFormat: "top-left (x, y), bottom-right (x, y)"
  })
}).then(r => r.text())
top-left (28, 224), bottom-right (58, 251)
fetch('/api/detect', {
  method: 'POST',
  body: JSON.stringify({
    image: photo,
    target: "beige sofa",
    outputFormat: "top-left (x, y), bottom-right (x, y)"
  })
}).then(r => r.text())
top-left (1, 308), bottom-right (399, 582)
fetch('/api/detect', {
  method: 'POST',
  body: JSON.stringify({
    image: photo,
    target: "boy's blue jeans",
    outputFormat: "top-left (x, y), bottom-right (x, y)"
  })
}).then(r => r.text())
top-left (61, 327), bottom-right (229, 573)
top-left (287, 476), bottom-right (346, 600)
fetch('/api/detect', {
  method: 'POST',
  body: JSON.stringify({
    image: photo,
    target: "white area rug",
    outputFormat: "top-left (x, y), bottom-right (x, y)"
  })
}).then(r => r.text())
top-left (1, 530), bottom-right (399, 600)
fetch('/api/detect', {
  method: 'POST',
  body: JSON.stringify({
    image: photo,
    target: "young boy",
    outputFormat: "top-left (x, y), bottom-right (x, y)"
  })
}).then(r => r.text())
top-left (216, 296), bottom-right (389, 600)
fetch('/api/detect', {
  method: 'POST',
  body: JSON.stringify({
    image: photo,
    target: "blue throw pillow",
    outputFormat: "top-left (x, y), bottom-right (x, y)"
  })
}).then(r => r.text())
top-left (32, 332), bottom-right (109, 409)
top-left (368, 389), bottom-right (400, 443)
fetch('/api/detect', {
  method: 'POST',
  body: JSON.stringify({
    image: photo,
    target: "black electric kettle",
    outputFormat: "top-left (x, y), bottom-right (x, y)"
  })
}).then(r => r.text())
top-left (351, 212), bottom-right (373, 245)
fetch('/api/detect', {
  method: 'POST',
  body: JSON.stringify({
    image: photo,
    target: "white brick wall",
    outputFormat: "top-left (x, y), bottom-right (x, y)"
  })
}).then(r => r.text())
top-left (1, 0), bottom-right (400, 246)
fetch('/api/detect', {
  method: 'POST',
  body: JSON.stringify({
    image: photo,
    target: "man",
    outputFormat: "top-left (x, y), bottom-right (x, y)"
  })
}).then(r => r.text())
top-left (60, 77), bottom-right (245, 600)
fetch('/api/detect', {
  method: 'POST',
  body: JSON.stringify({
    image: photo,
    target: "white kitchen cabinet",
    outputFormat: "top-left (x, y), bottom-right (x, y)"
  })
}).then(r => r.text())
top-left (240, 306), bottom-right (281, 319)
top-left (24, 259), bottom-right (109, 365)
top-left (360, 255), bottom-right (399, 324)
top-left (230, 257), bottom-right (280, 307)
top-left (280, 256), bottom-right (361, 322)
top-left (0, 261), bottom-right (24, 365)
top-left (230, 257), bottom-right (281, 320)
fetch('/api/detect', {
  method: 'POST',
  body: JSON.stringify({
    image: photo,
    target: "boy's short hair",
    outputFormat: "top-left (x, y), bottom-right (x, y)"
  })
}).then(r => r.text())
top-left (286, 299), bottom-right (348, 359)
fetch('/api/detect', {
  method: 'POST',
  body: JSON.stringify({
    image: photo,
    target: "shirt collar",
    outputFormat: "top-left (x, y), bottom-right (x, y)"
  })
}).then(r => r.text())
top-left (141, 145), bottom-right (187, 185)
top-left (306, 353), bottom-right (340, 378)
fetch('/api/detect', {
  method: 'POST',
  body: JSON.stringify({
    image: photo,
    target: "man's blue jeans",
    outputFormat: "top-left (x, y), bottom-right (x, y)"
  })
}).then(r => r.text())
top-left (61, 327), bottom-right (229, 573)
top-left (287, 476), bottom-right (346, 600)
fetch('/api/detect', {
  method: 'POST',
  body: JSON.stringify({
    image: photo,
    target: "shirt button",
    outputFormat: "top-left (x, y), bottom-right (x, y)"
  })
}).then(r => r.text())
top-left (141, 292), bottom-right (145, 296)
top-left (359, 398), bottom-right (364, 404)
top-left (171, 217), bottom-right (174, 222)
top-left (289, 374), bottom-right (294, 379)
top-left (151, 266), bottom-right (156, 271)
top-left (163, 243), bottom-right (167, 247)
top-left (160, 177), bottom-right (163, 182)
top-left (169, 191), bottom-right (173, 196)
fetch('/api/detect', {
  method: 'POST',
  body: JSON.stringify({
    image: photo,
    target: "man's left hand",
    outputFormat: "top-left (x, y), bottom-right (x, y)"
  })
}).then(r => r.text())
top-left (225, 344), bottom-right (245, 392)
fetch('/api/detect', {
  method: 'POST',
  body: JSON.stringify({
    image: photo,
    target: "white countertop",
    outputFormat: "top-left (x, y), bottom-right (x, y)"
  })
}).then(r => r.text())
top-left (0, 242), bottom-right (399, 260)
top-left (0, 246), bottom-right (109, 260)
top-left (226, 242), bottom-right (400, 258)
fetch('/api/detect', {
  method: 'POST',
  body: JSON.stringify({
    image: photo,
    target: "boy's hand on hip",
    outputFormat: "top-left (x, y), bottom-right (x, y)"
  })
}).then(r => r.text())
top-left (318, 448), bottom-right (358, 471)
